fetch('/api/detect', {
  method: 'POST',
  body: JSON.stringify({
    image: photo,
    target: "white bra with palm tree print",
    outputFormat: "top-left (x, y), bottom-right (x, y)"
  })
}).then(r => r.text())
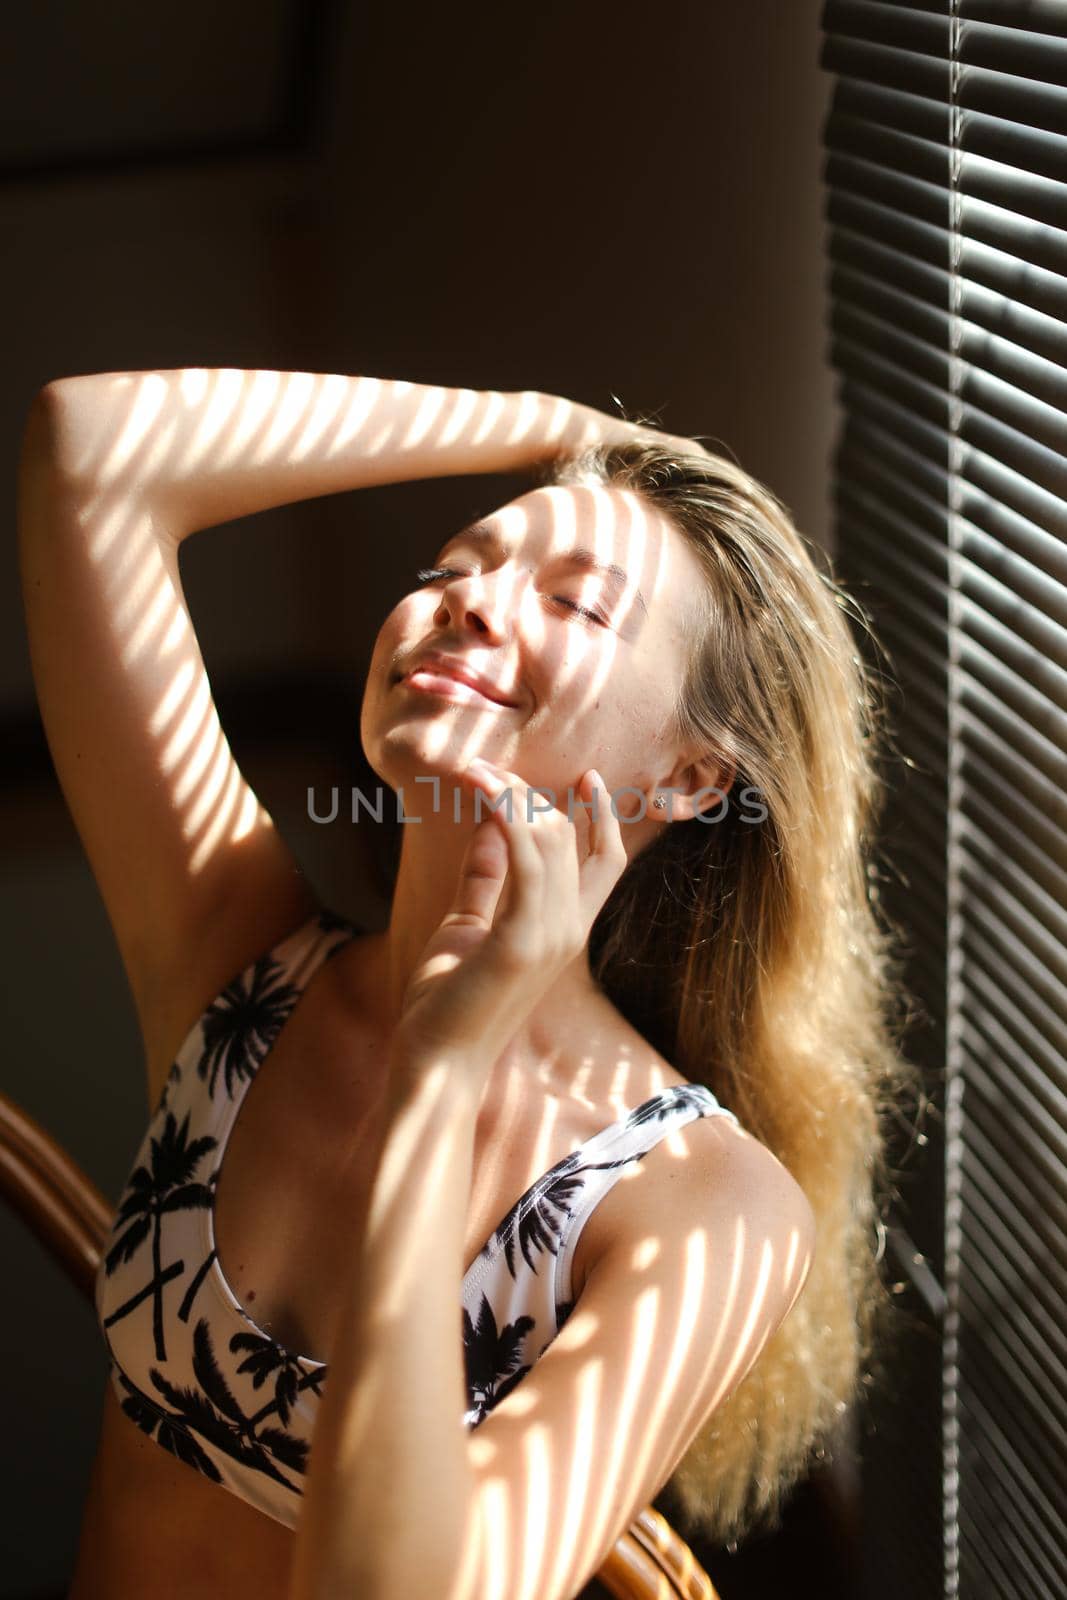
top-left (94, 906), bottom-right (740, 1530)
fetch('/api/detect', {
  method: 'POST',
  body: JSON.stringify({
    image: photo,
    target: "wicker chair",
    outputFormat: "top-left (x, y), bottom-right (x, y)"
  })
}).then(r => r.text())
top-left (0, 1086), bottom-right (721, 1600)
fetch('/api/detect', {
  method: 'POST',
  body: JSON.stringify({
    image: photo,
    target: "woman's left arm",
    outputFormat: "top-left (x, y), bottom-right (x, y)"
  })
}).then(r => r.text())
top-left (289, 1044), bottom-right (489, 1600)
top-left (290, 757), bottom-right (625, 1599)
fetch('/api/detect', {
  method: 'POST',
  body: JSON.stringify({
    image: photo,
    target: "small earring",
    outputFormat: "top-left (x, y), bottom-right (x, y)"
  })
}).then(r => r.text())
top-left (652, 794), bottom-right (667, 811)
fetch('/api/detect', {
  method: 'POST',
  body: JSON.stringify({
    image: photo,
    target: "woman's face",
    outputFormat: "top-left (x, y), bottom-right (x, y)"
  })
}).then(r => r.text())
top-left (361, 482), bottom-right (706, 815)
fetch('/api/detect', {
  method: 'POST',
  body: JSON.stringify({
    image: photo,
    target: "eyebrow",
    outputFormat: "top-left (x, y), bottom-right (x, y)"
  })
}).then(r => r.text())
top-left (445, 519), bottom-right (649, 618)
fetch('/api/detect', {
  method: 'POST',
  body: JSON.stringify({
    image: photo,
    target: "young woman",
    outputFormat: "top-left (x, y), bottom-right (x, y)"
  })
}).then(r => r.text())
top-left (18, 372), bottom-right (913, 1600)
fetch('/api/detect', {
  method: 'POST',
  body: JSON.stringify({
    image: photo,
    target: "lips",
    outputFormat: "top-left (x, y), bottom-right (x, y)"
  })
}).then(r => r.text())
top-left (401, 652), bottom-right (519, 708)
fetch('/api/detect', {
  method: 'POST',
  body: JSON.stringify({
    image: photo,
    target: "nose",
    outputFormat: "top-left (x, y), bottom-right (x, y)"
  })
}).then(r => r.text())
top-left (431, 567), bottom-right (522, 640)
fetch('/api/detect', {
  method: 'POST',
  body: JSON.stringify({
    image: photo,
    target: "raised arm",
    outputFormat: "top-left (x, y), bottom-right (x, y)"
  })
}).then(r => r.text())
top-left (38, 370), bottom-right (628, 544)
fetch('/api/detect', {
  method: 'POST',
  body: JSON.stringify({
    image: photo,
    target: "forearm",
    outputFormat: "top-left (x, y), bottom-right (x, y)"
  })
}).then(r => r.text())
top-left (290, 1048), bottom-right (488, 1600)
top-left (39, 370), bottom-right (596, 545)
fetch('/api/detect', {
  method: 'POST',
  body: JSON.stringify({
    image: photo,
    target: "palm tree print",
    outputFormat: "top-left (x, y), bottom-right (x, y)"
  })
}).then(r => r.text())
top-left (116, 1371), bottom-right (224, 1482)
top-left (118, 1319), bottom-right (312, 1492)
top-left (102, 1108), bottom-right (217, 1362)
top-left (625, 1084), bottom-right (711, 1130)
top-left (463, 1293), bottom-right (536, 1427)
top-left (158, 1061), bottom-right (182, 1113)
top-left (229, 1329), bottom-right (327, 1428)
top-left (480, 1089), bottom-right (712, 1292)
top-left (197, 953), bottom-right (303, 1101)
top-left (489, 1150), bottom-right (635, 1281)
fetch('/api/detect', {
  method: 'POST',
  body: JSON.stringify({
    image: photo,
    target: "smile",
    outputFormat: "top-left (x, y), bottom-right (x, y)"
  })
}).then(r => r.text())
top-left (400, 670), bottom-right (516, 709)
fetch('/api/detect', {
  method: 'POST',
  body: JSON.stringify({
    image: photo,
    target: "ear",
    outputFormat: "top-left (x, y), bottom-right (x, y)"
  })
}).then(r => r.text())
top-left (655, 749), bottom-right (737, 824)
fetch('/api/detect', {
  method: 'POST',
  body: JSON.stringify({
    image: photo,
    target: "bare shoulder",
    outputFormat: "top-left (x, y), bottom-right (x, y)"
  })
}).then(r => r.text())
top-left (668, 1110), bottom-right (813, 1221)
top-left (574, 1095), bottom-right (816, 1300)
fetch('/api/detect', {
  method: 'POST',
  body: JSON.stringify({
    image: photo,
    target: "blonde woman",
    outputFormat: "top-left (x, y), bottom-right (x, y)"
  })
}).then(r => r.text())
top-left (18, 372), bottom-right (912, 1599)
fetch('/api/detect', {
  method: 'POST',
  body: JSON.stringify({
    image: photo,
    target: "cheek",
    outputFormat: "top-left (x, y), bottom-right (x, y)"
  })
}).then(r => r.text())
top-left (583, 671), bottom-right (661, 734)
top-left (373, 596), bottom-right (423, 664)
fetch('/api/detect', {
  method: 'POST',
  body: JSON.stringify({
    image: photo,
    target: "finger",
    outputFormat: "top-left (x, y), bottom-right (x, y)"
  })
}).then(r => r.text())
top-left (468, 764), bottom-right (546, 945)
top-left (498, 765), bottom-right (597, 904)
top-left (450, 817), bottom-right (510, 928)
top-left (494, 765), bottom-right (589, 952)
top-left (471, 763), bottom-right (586, 958)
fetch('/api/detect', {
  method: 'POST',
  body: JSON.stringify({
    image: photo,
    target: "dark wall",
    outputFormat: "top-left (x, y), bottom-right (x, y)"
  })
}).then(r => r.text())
top-left (1, 4), bottom-right (839, 1594)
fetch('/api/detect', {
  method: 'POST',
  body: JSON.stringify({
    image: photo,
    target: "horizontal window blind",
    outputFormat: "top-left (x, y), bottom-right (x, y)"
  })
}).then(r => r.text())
top-left (820, 3), bottom-right (1067, 1599)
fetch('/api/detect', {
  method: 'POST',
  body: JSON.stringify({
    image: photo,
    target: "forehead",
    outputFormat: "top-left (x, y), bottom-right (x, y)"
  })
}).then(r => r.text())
top-left (447, 483), bottom-right (701, 615)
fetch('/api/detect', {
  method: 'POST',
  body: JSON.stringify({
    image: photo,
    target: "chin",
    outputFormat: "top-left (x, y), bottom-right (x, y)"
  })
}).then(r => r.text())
top-left (371, 735), bottom-right (467, 786)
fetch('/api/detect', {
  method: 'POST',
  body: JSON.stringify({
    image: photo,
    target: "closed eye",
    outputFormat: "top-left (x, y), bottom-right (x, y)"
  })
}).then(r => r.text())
top-left (412, 567), bottom-right (608, 626)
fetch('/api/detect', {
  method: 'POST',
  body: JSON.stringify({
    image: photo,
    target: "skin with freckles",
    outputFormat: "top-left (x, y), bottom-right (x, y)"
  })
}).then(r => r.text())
top-left (356, 481), bottom-right (733, 1087)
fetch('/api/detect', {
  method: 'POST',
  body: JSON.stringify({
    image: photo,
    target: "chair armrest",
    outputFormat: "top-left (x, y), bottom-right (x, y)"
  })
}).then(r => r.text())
top-left (0, 1088), bottom-right (112, 1301)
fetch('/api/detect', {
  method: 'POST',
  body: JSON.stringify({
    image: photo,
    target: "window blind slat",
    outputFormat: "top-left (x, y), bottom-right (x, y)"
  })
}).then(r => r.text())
top-left (961, 0), bottom-right (1067, 36)
top-left (957, 1216), bottom-right (1067, 1441)
top-left (958, 193), bottom-right (1067, 277)
top-left (833, 295), bottom-right (1067, 446)
top-left (956, 483), bottom-right (1067, 588)
top-left (960, 639), bottom-right (1067, 761)
top-left (959, 1171), bottom-right (1067, 1380)
top-left (828, 150), bottom-right (1067, 276)
top-left (960, 522), bottom-right (1067, 635)
top-left (960, 1015), bottom-right (1067, 1166)
top-left (960, 890), bottom-right (1067, 1031)
top-left (959, 815), bottom-right (1067, 982)
top-left (955, 439), bottom-right (1066, 550)
top-left (961, 938), bottom-right (1067, 1093)
top-left (824, 0), bottom-right (1067, 106)
top-left (832, 228), bottom-right (1067, 369)
top-left (960, 1111), bottom-right (1067, 1277)
top-left (961, 842), bottom-right (1067, 982)
top-left (959, 819), bottom-right (1067, 966)
top-left (957, 1274), bottom-right (1067, 1462)
top-left (959, 709), bottom-right (1067, 838)
top-left (829, 69), bottom-right (1067, 181)
top-left (822, 36), bottom-right (952, 110)
top-left (962, 601), bottom-right (1067, 711)
top-left (956, 1499), bottom-right (1041, 1600)
top-left (827, 111), bottom-right (1067, 233)
top-left (957, 1488), bottom-right (1060, 1600)
top-left (830, 188), bottom-right (1067, 322)
top-left (959, 1049), bottom-right (1067, 1222)
top-left (840, 437), bottom-right (954, 536)
top-left (959, 685), bottom-right (1067, 798)
top-left (957, 1392), bottom-right (1067, 1590)
top-left (960, 22), bottom-right (1067, 93)
top-left (834, 268), bottom-right (1067, 417)
top-left (958, 395), bottom-right (1067, 500)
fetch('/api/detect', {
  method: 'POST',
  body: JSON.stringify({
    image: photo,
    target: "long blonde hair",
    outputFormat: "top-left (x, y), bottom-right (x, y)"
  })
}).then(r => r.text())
top-left (541, 437), bottom-right (925, 1546)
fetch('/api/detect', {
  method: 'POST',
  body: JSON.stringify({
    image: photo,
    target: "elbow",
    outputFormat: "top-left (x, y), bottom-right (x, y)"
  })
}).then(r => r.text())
top-left (20, 380), bottom-right (89, 493)
top-left (21, 373), bottom-right (129, 491)
top-left (16, 386), bottom-right (69, 549)
top-left (20, 384), bottom-right (61, 467)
